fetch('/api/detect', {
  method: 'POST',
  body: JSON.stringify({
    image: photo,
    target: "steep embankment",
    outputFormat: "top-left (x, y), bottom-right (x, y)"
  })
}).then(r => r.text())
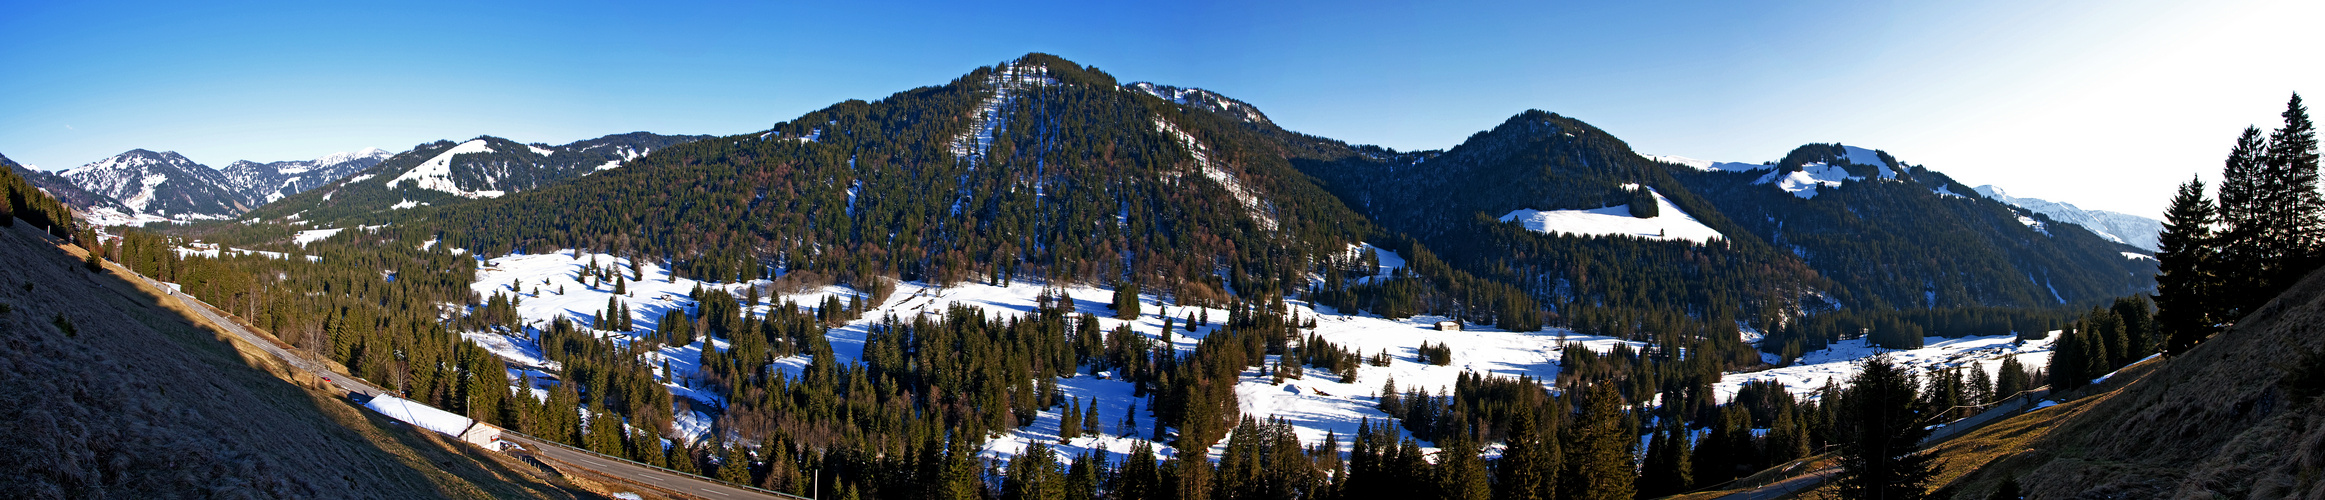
top-left (1937, 265), bottom-right (2325, 498)
top-left (0, 222), bottom-right (587, 499)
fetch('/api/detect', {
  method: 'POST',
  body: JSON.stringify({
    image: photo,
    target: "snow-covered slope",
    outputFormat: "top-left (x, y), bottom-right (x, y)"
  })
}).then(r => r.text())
top-left (389, 139), bottom-right (506, 198)
top-left (1973, 185), bottom-right (2162, 251)
top-left (62, 149), bottom-right (249, 220)
top-left (1497, 186), bottom-right (1723, 244)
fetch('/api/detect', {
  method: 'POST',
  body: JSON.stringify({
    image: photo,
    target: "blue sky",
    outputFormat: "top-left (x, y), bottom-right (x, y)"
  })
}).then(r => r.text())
top-left (2, 0), bottom-right (2316, 216)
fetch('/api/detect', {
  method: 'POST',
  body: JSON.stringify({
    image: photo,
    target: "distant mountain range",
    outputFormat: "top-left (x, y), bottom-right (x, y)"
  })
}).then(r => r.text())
top-left (14, 132), bottom-right (706, 226)
top-left (239, 132), bottom-right (710, 223)
top-left (1973, 185), bottom-right (2162, 252)
top-left (221, 148), bottom-right (395, 204)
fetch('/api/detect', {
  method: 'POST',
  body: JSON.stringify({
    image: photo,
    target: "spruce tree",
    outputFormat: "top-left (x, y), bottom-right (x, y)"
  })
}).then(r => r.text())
top-left (2266, 93), bottom-right (2321, 275)
top-left (1637, 422), bottom-right (1691, 498)
top-left (2155, 176), bottom-right (2219, 355)
top-left (2215, 126), bottom-right (2275, 319)
top-left (1837, 355), bottom-right (1936, 500)
top-left (1562, 384), bottom-right (1635, 500)
top-left (1494, 408), bottom-right (1555, 500)
top-left (1435, 433), bottom-right (1492, 500)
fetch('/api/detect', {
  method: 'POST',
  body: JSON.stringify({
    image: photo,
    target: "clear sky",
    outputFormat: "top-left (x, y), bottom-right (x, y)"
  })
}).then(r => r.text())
top-left (2, 0), bottom-right (2316, 217)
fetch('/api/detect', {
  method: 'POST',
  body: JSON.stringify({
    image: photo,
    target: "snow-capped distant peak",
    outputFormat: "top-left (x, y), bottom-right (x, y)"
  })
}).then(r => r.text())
top-left (1975, 184), bottom-right (2164, 251)
top-left (1640, 153), bottom-right (1771, 172)
top-left (312, 147), bottom-right (392, 166)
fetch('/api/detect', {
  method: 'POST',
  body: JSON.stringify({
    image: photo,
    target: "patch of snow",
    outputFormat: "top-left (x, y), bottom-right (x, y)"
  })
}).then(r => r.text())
top-left (364, 395), bottom-right (477, 438)
top-left (390, 199), bottom-right (423, 210)
top-left (1840, 146), bottom-right (1894, 179)
top-left (2122, 252), bottom-right (2155, 262)
top-left (389, 139), bottom-right (506, 198)
top-left (528, 145), bottom-right (555, 157)
top-left (294, 228), bottom-right (344, 245)
top-left (1497, 187), bottom-right (1723, 244)
top-left (1753, 163), bottom-right (1859, 199)
top-left (344, 174), bottom-right (375, 184)
top-left (2016, 214), bottom-right (2051, 236)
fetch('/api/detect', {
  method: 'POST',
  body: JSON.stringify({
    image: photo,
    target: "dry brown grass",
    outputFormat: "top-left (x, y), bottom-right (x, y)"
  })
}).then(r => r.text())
top-left (0, 223), bottom-right (600, 499)
top-left (1923, 266), bottom-right (2325, 499)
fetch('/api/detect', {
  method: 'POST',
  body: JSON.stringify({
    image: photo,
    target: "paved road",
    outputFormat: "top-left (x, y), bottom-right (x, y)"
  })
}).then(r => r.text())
top-left (136, 272), bottom-right (797, 500)
top-left (503, 434), bottom-right (802, 499)
top-left (150, 278), bottom-right (387, 397)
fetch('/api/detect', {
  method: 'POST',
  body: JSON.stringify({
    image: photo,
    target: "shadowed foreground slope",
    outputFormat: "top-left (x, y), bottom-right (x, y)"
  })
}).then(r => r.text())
top-left (1937, 265), bottom-right (2325, 499)
top-left (0, 222), bottom-right (595, 499)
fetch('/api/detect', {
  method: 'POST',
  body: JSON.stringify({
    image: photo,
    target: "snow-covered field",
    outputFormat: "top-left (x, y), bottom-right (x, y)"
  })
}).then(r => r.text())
top-left (455, 248), bottom-right (2051, 467)
top-left (1713, 332), bottom-right (2056, 403)
top-left (1498, 187), bottom-right (1723, 244)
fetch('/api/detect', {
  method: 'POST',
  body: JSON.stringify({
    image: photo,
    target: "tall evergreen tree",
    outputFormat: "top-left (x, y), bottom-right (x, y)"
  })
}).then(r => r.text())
top-left (1493, 408), bottom-right (1556, 500)
top-left (1636, 422), bottom-right (1692, 498)
top-left (2265, 93), bottom-right (2321, 275)
top-left (2216, 126), bottom-right (2272, 319)
top-left (2155, 176), bottom-right (2219, 355)
top-left (1837, 355), bottom-right (1936, 500)
top-left (1561, 384), bottom-right (1636, 500)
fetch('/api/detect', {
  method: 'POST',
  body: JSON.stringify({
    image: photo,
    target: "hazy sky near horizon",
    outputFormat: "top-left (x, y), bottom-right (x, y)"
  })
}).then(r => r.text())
top-left (3, 0), bottom-right (2317, 217)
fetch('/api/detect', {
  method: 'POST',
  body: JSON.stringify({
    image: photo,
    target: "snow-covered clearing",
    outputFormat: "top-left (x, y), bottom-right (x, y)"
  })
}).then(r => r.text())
top-left (390, 139), bottom-right (507, 198)
top-left (294, 227), bottom-right (344, 245)
top-left (1754, 163), bottom-right (1858, 199)
top-left (1498, 187), bottom-right (1723, 244)
top-left (456, 248), bottom-right (2023, 467)
top-left (1713, 332), bottom-right (2056, 403)
top-left (2017, 214), bottom-right (2052, 236)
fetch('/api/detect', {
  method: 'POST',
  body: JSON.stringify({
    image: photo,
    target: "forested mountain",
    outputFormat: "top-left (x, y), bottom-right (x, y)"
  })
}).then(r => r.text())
top-left (241, 132), bottom-right (709, 223)
top-left (220, 148), bottom-right (395, 204)
top-left (5, 153), bottom-right (131, 218)
top-left (1973, 184), bottom-right (2164, 251)
top-left (1664, 144), bottom-right (2155, 311)
top-left (380, 56), bottom-right (1402, 312)
top-left (1291, 112), bottom-right (1829, 336)
top-left (61, 149), bottom-right (250, 219)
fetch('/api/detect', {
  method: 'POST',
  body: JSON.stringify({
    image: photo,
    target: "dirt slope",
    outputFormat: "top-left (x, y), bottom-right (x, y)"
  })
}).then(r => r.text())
top-left (0, 222), bottom-right (596, 499)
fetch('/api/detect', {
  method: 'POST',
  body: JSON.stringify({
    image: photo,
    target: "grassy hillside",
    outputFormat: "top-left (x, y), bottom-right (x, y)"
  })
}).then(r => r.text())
top-left (0, 222), bottom-right (596, 499)
top-left (1921, 265), bottom-right (2325, 498)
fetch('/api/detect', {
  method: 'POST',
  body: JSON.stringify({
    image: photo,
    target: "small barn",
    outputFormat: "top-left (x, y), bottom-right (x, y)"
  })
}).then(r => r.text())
top-left (1435, 321), bottom-right (1462, 331)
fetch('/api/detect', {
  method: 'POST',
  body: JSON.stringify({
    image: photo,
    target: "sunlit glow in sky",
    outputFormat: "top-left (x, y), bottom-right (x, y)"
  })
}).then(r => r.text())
top-left (2, 0), bottom-right (2316, 217)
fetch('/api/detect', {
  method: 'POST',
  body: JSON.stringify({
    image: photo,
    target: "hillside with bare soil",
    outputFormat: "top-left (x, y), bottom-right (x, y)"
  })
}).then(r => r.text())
top-left (0, 221), bottom-right (596, 499)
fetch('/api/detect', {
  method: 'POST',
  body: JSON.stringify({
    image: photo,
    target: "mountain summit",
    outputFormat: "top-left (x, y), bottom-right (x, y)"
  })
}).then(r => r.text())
top-left (62, 149), bottom-right (248, 220)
